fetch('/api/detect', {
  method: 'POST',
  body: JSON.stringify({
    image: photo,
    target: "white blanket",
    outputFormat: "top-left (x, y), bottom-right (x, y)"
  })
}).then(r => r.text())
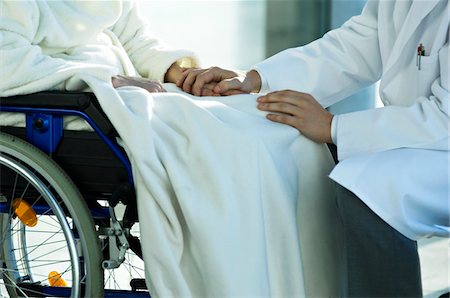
top-left (100, 82), bottom-right (341, 297)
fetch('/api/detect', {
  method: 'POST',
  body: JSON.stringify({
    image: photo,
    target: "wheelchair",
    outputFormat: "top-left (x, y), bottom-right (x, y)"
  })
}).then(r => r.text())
top-left (0, 92), bottom-right (150, 297)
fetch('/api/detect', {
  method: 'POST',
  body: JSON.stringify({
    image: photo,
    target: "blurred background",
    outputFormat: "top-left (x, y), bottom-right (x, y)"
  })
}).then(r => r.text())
top-left (141, 1), bottom-right (449, 297)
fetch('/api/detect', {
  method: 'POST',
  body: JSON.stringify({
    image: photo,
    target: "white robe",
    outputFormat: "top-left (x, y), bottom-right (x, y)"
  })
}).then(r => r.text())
top-left (0, 1), bottom-right (340, 296)
top-left (254, 0), bottom-right (450, 240)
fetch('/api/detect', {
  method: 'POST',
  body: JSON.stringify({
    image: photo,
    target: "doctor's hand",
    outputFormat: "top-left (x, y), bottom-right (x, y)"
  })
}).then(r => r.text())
top-left (112, 75), bottom-right (166, 93)
top-left (176, 67), bottom-right (262, 96)
top-left (257, 90), bottom-right (333, 143)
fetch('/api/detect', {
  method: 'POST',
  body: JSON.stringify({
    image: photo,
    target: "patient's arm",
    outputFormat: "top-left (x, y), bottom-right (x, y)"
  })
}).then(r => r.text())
top-left (112, 75), bottom-right (166, 93)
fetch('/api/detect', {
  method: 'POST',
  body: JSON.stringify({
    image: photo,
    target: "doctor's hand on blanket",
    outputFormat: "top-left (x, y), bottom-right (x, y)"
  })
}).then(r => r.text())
top-left (256, 91), bottom-right (333, 143)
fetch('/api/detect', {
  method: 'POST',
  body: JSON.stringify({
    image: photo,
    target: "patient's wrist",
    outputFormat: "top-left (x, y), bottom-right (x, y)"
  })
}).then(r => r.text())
top-left (246, 70), bottom-right (262, 93)
top-left (164, 63), bottom-right (183, 83)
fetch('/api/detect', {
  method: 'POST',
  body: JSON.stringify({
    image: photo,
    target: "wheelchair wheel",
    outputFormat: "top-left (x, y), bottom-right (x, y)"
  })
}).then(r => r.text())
top-left (0, 132), bottom-right (103, 297)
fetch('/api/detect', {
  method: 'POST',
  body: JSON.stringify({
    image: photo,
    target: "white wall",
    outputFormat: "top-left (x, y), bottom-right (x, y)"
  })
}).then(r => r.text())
top-left (139, 1), bottom-right (266, 69)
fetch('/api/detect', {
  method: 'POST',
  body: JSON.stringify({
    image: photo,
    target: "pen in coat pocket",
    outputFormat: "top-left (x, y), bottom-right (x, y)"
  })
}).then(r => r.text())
top-left (417, 43), bottom-right (425, 70)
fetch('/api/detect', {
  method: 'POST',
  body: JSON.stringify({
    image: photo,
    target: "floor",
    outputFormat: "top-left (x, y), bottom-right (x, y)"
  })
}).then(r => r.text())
top-left (419, 237), bottom-right (450, 298)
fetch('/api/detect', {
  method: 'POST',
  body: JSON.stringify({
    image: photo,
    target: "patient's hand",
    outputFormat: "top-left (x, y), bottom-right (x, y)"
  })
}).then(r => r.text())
top-left (112, 75), bottom-right (166, 93)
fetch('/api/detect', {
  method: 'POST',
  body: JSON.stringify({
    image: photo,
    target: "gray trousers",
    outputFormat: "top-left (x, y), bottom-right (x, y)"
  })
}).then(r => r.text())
top-left (336, 184), bottom-right (423, 297)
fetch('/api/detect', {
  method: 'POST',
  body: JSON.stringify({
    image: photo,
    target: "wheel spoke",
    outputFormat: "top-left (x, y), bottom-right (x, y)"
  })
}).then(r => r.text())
top-left (16, 225), bottom-right (62, 262)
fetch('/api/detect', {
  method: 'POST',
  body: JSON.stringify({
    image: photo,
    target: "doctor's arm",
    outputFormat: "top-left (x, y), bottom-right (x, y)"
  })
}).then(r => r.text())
top-left (258, 42), bottom-right (449, 159)
top-left (258, 40), bottom-right (449, 159)
top-left (254, 0), bottom-right (382, 107)
top-left (257, 65), bottom-right (450, 159)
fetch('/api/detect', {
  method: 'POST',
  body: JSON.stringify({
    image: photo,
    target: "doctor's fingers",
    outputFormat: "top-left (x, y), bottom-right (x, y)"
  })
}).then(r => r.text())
top-left (265, 113), bottom-right (302, 131)
top-left (212, 77), bottom-right (249, 95)
top-left (258, 90), bottom-right (313, 106)
top-left (257, 101), bottom-right (302, 117)
top-left (199, 83), bottom-right (244, 96)
top-left (257, 92), bottom-right (311, 116)
top-left (192, 67), bottom-right (240, 96)
top-left (177, 68), bottom-right (205, 94)
top-left (221, 89), bottom-right (247, 96)
top-left (200, 83), bottom-right (221, 96)
top-left (178, 67), bottom-right (233, 96)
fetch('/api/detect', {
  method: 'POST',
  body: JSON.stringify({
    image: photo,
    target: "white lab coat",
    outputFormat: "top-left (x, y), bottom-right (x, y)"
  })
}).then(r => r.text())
top-left (255, 0), bottom-right (450, 240)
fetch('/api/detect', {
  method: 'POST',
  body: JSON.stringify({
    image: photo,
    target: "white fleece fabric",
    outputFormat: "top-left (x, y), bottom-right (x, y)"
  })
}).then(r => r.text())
top-left (0, 2), bottom-right (341, 297)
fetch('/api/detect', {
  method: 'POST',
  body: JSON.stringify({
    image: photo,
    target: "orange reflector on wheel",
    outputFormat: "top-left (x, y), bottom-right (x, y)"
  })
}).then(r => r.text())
top-left (12, 198), bottom-right (38, 227)
top-left (48, 271), bottom-right (68, 287)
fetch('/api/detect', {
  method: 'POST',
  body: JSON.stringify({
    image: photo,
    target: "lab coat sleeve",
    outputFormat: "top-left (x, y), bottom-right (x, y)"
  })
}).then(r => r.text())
top-left (254, 0), bottom-right (382, 108)
top-left (0, 2), bottom-right (118, 97)
top-left (336, 43), bottom-right (450, 160)
top-left (110, 1), bottom-right (199, 82)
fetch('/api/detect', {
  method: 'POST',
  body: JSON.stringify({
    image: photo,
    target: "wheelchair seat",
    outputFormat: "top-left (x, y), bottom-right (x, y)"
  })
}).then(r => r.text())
top-left (1, 91), bottom-right (115, 136)
top-left (1, 91), bottom-right (129, 197)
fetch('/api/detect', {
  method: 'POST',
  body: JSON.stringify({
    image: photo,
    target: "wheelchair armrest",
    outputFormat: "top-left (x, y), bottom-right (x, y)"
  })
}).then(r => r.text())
top-left (0, 91), bottom-right (117, 137)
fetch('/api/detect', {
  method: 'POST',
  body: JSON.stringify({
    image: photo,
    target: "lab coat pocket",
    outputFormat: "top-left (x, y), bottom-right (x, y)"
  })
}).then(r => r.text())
top-left (416, 53), bottom-right (440, 97)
